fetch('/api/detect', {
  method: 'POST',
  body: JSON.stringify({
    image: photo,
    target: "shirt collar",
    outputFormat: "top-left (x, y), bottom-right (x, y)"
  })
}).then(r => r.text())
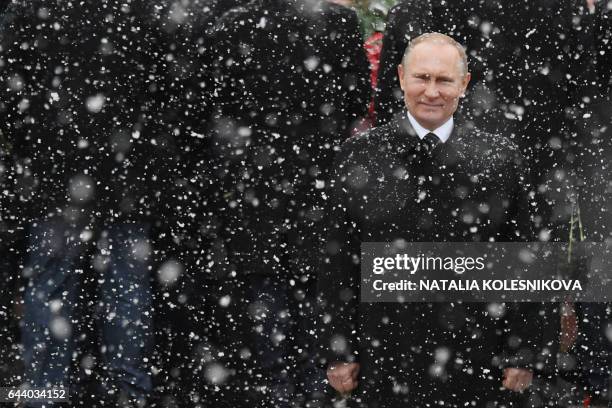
top-left (406, 111), bottom-right (453, 143)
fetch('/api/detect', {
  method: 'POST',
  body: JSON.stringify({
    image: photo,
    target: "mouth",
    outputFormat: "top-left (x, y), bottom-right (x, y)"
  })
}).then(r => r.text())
top-left (419, 102), bottom-right (444, 108)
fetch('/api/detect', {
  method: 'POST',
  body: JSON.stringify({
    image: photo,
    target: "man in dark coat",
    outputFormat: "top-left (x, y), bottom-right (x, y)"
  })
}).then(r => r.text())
top-left (205, 0), bottom-right (370, 404)
top-left (372, 0), bottom-right (588, 238)
top-left (0, 1), bottom-right (184, 405)
top-left (318, 33), bottom-right (557, 407)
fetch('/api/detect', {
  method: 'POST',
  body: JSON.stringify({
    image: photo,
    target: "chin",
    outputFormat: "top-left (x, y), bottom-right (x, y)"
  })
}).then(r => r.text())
top-left (415, 115), bottom-right (442, 128)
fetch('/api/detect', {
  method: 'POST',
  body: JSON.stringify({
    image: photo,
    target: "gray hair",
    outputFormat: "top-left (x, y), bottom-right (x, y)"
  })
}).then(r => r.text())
top-left (402, 32), bottom-right (469, 76)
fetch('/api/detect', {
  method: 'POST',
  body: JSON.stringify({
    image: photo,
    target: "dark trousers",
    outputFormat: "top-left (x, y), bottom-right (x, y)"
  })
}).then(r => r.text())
top-left (21, 219), bottom-right (153, 405)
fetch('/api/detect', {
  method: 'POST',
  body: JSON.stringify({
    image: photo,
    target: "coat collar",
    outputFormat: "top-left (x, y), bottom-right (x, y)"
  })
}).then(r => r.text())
top-left (382, 111), bottom-right (473, 166)
top-left (387, 111), bottom-right (466, 151)
top-left (405, 111), bottom-right (453, 143)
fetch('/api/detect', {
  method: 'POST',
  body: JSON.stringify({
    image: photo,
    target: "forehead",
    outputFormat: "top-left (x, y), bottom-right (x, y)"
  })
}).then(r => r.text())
top-left (405, 42), bottom-right (463, 75)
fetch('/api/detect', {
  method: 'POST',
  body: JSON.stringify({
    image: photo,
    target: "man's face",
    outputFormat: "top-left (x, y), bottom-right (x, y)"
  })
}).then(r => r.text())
top-left (398, 42), bottom-right (470, 130)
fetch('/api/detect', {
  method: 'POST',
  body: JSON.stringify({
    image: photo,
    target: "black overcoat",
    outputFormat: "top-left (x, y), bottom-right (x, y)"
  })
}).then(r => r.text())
top-left (317, 114), bottom-right (559, 407)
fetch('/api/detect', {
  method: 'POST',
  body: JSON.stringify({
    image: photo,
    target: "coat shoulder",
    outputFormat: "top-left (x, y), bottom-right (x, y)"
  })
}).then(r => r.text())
top-left (460, 127), bottom-right (524, 169)
top-left (473, 129), bottom-right (521, 155)
top-left (332, 123), bottom-right (402, 176)
top-left (338, 122), bottom-right (396, 157)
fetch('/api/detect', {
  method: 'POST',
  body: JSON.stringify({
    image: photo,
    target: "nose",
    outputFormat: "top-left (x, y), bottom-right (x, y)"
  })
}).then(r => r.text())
top-left (424, 81), bottom-right (440, 99)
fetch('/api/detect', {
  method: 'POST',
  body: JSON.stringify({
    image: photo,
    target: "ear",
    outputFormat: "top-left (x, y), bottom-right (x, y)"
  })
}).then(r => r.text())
top-left (460, 72), bottom-right (471, 97)
top-left (398, 64), bottom-right (405, 90)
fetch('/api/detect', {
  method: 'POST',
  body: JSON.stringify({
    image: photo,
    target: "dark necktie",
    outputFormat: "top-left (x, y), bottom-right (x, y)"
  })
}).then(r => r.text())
top-left (416, 132), bottom-right (440, 156)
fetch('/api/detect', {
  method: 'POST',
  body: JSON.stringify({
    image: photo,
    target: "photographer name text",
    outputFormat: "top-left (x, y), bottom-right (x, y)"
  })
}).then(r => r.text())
top-left (372, 279), bottom-right (583, 292)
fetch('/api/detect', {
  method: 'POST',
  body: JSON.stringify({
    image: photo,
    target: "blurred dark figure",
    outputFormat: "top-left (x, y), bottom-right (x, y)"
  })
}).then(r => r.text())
top-left (373, 0), bottom-right (590, 238)
top-left (205, 0), bottom-right (370, 405)
top-left (117, 2), bottom-right (275, 406)
top-left (0, 1), bottom-right (184, 406)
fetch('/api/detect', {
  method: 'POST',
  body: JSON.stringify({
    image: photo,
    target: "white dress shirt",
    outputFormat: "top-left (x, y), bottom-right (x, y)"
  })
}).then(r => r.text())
top-left (406, 111), bottom-right (453, 143)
